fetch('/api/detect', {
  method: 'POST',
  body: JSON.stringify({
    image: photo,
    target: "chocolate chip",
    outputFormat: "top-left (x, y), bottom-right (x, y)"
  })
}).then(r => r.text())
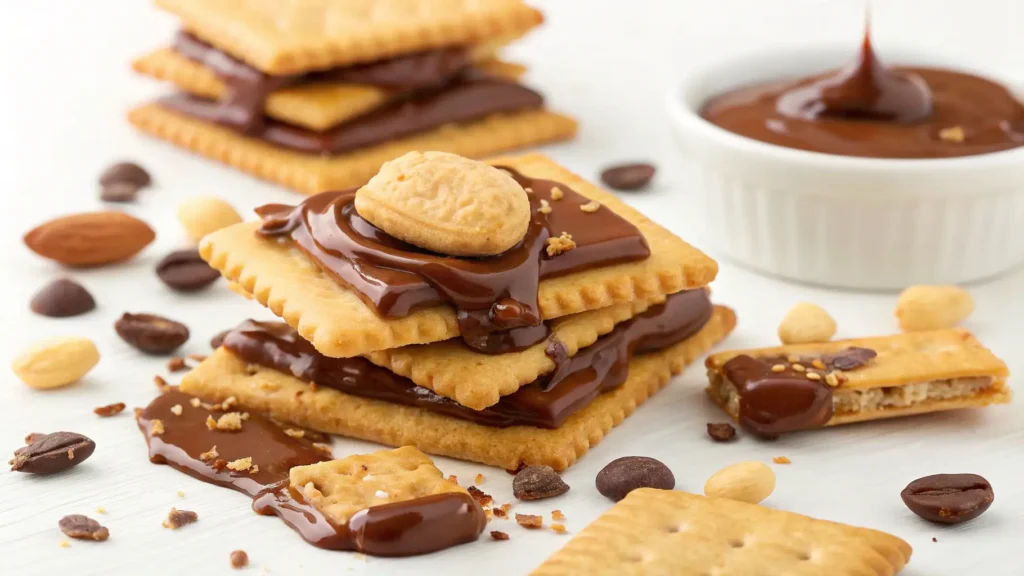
top-left (100, 162), bottom-right (151, 188)
top-left (512, 465), bottom-right (570, 501)
top-left (115, 313), bottom-right (190, 354)
top-left (93, 402), bottom-right (126, 418)
top-left (230, 550), bottom-right (249, 569)
top-left (30, 278), bottom-right (95, 318)
top-left (901, 474), bottom-right (994, 524)
top-left (596, 456), bottom-right (674, 501)
top-left (827, 347), bottom-right (877, 371)
top-left (599, 163), bottom-right (656, 191)
top-left (9, 431), bottom-right (95, 474)
top-left (707, 422), bottom-right (737, 442)
top-left (100, 182), bottom-right (139, 203)
top-left (210, 330), bottom-right (230, 349)
top-left (162, 508), bottom-right (199, 529)
top-left (58, 515), bottom-right (109, 541)
top-left (155, 249), bottom-right (220, 292)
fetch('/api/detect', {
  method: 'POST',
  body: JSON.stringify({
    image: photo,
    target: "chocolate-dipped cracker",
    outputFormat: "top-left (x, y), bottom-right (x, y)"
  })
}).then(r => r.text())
top-left (705, 329), bottom-right (1010, 438)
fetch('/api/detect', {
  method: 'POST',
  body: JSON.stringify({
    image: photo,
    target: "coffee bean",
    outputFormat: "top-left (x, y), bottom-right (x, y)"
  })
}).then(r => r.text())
top-left (827, 347), bottom-right (877, 371)
top-left (155, 249), bottom-right (220, 292)
top-left (59, 515), bottom-right (110, 541)
top-left (901, 473), bottom-right (994, 524)
top-left (600, 163), bottom-right (656, 191)
top-left (115, 313), bottom-right (190, 354)
top-left (210, 330), bottom-right (230, 349)
top-left (513, 465), bottom-right (570, 501)
top-left (9, 431), bottom-right (95, 474)
top-left (596, 456), bottom-right (674, 501)
top-left (99, 161), bottom-right (151, 188)
top-left (707, 422), bottom-right (737, 442)
top-left (100, 182), bottom-right (139, 203)
top-left (30, 278), bottom-right (95, 318)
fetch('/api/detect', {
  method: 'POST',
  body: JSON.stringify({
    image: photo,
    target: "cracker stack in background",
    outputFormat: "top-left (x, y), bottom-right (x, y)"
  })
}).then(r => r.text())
top-left (180, 152), bottom-right (737, 471)
top-left (128, 0), bottom-right (577, 195)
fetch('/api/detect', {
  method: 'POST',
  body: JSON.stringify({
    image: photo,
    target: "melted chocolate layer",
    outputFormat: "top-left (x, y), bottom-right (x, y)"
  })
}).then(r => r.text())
top-left (138, 388), bottom-right (485, 555)
top-left (222, 289), bottom-right (712, 429)
top-left (257, 168), bottom-right (650, 347)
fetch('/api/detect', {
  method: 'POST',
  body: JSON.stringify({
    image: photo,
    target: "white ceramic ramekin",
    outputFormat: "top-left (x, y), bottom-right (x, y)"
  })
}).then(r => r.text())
top-left (668, 47), bottom-right (1024, 290)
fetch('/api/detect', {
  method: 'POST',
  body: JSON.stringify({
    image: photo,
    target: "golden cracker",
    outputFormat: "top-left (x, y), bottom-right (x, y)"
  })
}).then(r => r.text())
top-left (180, 306), bottom-right (735, 471)
top-left (132, 47), bottom-right (526, 132)
top-left (531, 488), bottom-right (911, 575)
top-left (128, 103), bottom-right (577, 195)
top-left (198, 153), bottom-right (718, 358)
top-left (156, 0), bottom-right (543, 74)
top-left (290, 446), bottom-right (464, 525)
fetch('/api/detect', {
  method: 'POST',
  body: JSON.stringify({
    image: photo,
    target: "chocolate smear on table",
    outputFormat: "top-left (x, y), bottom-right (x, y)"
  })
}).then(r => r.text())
top-left (600, 163), bottom-right (656, 191)
top-left (221, 289), bottom-right (712, 429)
top-left (115, 313), bottom-right (190, 354)
top-left (10, 431), bottom-right (95, 474)
top-left (257, 169), bottom-right (650, 350)
top-left (901, 474), bottom-right (994, 524)
top-left (30, 278), bottom-right (95, 318)
top-left (138, 387), bottom-right (485, 555)
top-left (156, 249), bottom-right (221, 292)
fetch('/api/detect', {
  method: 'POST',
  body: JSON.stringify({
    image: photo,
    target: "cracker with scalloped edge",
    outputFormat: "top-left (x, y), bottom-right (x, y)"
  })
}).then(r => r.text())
top-left (530, 488), bottom-right (911, 576)
top-left (128, 104), bottom-right (577, 195)
top-left (181, 306), bottom-right (735, 471)
top-left (132, 46), bottom-right (525, 132)
top-left (196, 153), bottom-right (718, 358)
top-left (155, 0), bottom-right (543, 74)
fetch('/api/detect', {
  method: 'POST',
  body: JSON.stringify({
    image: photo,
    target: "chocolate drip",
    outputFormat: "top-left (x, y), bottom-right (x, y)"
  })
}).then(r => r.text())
top-left (221, 289), bottom-right (712, 429)
top-left (257, 169), bottom-right (649, 346)
top-left (138, 388), bottom-right (485, 555)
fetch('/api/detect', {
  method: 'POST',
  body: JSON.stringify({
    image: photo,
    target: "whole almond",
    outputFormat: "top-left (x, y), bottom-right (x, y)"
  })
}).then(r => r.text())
top-left (355, 151), bottom-right (530, 256)
top-left (778, 302), bottom-right (837, 344)
top-left (177, 196), bottom-right (242, 243)
top-left (704, 461), bottom-right (775, 504)
top-left (895, 285), bottom-right (974, 332)
top-left (12, 336), bottom-right (100, 390)
top-left (24, 212), bottom-right (155, 267)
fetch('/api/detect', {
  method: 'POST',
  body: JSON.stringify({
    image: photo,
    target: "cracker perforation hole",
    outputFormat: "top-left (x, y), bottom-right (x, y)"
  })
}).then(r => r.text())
top-left (728, 538), bottom-right (745, 548)
top-left (797, 550), bottom-right (812, 561)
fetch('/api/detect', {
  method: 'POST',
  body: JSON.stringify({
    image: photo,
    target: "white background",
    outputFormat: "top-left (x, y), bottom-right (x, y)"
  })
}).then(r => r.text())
top-left (2, 1), bottom-right (1023, 574)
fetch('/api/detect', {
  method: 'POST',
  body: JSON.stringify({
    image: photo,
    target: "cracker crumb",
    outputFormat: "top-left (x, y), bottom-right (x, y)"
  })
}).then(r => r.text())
top-left (579, 200), bottom-right (601, 213)
top-left (939, 126), bottom-right (966, 143)
top-left (538, 199), bottom-right (552, 215)
top-left (150, 419), bottom-right (165, 436)
top-left (189, 398), bottom-right (202, 408)
top-left (550, 186), bottom-right (564, 200)
top-left (220, 396), bottom-right (238, 411)
top-left (226, 457), bottom-right (253, 472)
top-left (806, 372), bottom-right (822, 381)
top-left (59, 540), bottom-right (70, 548)
top-left (551, 523), bottom-right (568, 534)
top-left (199, 446), bottom-right (219, 462)
top-left (468, 486), bottom-right (493, 507)
top-left (68, 448), bottom-right (75, 460)
top-left (773, 456), bottom-right (792, 465)
top-left (490, 531), bottom-right (510, 541)
top-left (95, 507), bottom-right (106, 515)
top-left (177, 491), bottom-right (185, 498)
top-left (551, 509), bottom-right (565, 521)
top-left (312, 443), bottom-right (333, 457)
top-left (170, 404), bottom-right (183, 416)
top-left (515, 513), bottom-right (543, 529)
top-left (207, 413), bottom-right (243, 431)
top-left (167, 357), bottom-right (187, 372)
top-left (545, 233), bottom-right (576, 257)
top-left (93, 402), bottom-right (126, 417)
top-left (493, 504), bottom-right (509, 519)
top-left (250, 465), bottom-right (259, 474)
top-left (230, 550), bottom-right (249, 569)
top-left (447, 474), bottom-right (459, 485)
top-left (162, 508), bottom-right (198, 529)
top-left (475, 473), bottom-right (485, 485)
top-left (284, 429), bottom-right (305, 439)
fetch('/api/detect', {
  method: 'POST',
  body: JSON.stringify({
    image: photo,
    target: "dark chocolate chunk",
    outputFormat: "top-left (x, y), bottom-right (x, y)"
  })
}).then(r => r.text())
top-left (901, 474), bottom-right (994, 524)
top-left (827, 347), bottom-right (877, 371)
top-left (115, 313), bottom-right (190, 354)
top-left (59, 515), bottom-right (110, 541)
top-left (30, 278), bottom-right (96, 318)
top-left (512, 465), bottom-right (570, 501)
top-left (100, 182), bottom-right (139, 203)
top-left (99, 162), bottom-right (151, 188)
top-left (707, 422), bottom-right (737, 442)
top-left (210, 330), bottom-right (230, 349)
top-left (9, 431), bottom-right (95, 474)
top-left (595, 456), bottom-right (674, 501)
top-left (155, 249), bottom-right (220, 292)
top-left (599, 163), bottom-right (656, 191)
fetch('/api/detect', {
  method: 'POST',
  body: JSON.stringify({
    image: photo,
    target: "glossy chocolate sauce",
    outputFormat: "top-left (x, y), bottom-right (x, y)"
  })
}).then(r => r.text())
top-left (702, 35), bottom-right (1024, 158)
top-left (720, 347), bottom-right (877, 437)
top-left (138, 388), bottom-right (485, 555)
top-left (257, 168), bottom-right (650, 348)
top-left (222, 290), bottom-right (712, 429)
top-left (171, 31), bottom-right (471, 135)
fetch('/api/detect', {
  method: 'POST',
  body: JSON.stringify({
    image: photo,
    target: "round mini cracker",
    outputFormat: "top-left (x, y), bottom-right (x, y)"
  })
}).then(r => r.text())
top-left (354, 151), bottom-right (531, 256)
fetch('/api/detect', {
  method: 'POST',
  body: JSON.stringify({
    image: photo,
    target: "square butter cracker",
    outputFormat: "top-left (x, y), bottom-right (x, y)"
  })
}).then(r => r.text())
top-left (291, 446), bottom-right (464, 525)
top-left (181, 306), bottom-right (735, 471)
top-left (197, 153), bottom-right (718, 358)
top-left (132, 47), bottom-right (526, 132)
top-left (706, 329), bottom-right (1011, 428)
top-left (531, 488), bottom-right (911, 576)
top-left (128, 103), bottom-right (577, 195)
top-left (156, 0), bottom-right (543, 74)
